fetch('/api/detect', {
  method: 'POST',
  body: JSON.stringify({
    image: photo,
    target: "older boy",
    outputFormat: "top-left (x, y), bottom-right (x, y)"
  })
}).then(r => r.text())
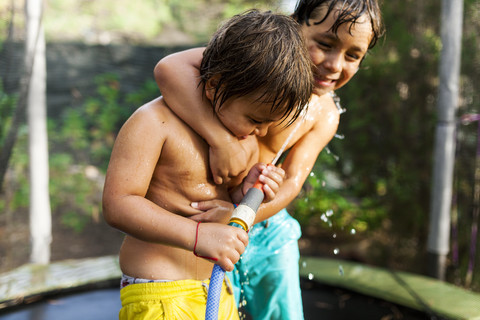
top-left (154, 1), bottom-right (384, 319)
top-left (102, 10), bottom-right (313, 320)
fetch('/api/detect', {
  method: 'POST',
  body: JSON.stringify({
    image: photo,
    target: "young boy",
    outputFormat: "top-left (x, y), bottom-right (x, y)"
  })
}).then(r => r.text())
top-left (153, 1), bottom-right (385, 319)
top-left (102, 10), bottom-right (313, 320)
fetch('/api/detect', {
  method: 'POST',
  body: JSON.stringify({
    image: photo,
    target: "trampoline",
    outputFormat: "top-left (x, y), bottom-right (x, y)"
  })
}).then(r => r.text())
top-left (1, 256), bottom-right (479, 319)
top-left (0, 279), bottom-right (430, 320)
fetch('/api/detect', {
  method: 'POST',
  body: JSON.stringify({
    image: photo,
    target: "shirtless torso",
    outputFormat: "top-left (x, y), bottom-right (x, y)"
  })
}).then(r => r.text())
top-left (105, 97), bottom-right (257, 281)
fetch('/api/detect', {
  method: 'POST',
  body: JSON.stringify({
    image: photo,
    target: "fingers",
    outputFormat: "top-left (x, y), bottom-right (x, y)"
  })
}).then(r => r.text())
top-left (258, 166), bottom-right (285, 201)
top-left (213, 174), bottom-right (224, 185)
top-left (192, 200), bottom-right (234, 211)
top-left (190, 200), bottom-right (234, 224)
top-left (195, 223), bottom-right (248, 271)
top-left (261, 183), bottom-right (276, 201)
top-left (191, 200), bottom-right (215, 211)
top-left (209, 146), bottom-right (247, 185)
top-left (237, 227), bottom-right (249, 248)
top-left (221, 260), bottom-right (235, 272)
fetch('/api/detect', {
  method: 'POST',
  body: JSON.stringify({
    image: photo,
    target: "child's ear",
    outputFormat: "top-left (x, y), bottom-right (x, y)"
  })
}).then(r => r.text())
top-left (205, 75), bottom-right (221, 101)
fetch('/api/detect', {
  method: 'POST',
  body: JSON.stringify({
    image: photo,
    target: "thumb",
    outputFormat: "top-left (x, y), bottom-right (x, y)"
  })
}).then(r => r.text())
top-left (213, 174), bottom-right (223, 185)
top-left (191, 200), bottom-right (217, 211)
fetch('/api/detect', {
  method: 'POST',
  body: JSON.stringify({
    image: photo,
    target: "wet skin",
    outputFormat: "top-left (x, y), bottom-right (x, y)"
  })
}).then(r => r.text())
top-left (103, 93), bottom-right (285, 280)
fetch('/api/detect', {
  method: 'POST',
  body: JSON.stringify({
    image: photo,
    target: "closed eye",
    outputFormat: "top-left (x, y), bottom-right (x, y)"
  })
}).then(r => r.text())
top-left (347, 52), bottom-right (360, 60)
top-left (317, 41), bottom-right (332, 49)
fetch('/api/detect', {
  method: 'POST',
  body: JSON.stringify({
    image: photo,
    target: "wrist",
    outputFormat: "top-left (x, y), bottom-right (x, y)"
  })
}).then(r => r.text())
top-left (206, 130), bottom-right (236, 148)
top-left (193, 221), bottom-right (217, 261)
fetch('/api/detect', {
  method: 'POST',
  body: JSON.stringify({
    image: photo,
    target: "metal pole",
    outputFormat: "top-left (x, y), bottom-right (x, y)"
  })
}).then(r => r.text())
top-left (427, 0), bottom-right (464, 280)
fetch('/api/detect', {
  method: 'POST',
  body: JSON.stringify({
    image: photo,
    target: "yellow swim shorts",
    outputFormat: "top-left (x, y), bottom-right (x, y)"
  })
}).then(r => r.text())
top-left (119, 278), bottom-right (239, 320)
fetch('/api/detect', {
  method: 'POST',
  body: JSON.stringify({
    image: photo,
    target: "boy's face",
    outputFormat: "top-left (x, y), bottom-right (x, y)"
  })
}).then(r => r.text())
top-left (213, 93), bottom-right (284, 140)
top-left (300, 7), bottom-right (373, 96)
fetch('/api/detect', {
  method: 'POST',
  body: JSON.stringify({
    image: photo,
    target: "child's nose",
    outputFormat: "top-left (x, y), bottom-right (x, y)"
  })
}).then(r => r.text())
top-left (324, 52), bottom-right (343, 73)
top-left (254, 125), bottom-right (269, 137)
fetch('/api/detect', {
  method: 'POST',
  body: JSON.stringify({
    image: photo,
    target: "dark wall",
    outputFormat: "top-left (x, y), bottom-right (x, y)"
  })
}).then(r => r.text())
top-left (0, 42), bottom-right (194, 118)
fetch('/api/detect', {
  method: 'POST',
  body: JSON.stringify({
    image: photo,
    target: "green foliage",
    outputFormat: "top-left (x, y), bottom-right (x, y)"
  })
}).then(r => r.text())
top-left (0, 73), bottom-right (160, 233)
top-left (164, 0), bottom-right (278, 42)
top-left (43, 0), bottom-right (171, 43)
top-left (48, 152), bottom-right (100, 233)
top-left (53, 73), bottom-right (158, 171)
top-left (0, 125), bottom-right (29, 215)
top-left (290, 151), bottom-right (388, 235)
top-left (46, 73), bottom-right (159, 232)
top-left (324, 0), bottom-right (443, 240)
top-left (8, 127), bottom-right (29, 210)
top-left (0, 0), bottom-right (281, 44)
top-left (0, 79), bottom-right (17, 148)
top-left (289, 0), bottom-right (479, 290)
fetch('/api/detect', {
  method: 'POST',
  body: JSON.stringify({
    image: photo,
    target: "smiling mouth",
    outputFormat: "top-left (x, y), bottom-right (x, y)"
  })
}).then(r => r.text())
top-left (314, 75), bottom-right (337, 87)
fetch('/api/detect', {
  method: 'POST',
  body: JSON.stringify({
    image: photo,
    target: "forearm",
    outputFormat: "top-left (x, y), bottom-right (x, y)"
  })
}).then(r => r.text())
top-left (154, 49), bottom-right (249, 183)
top-left (103, 194), bottom-right (196, 251)
top-left (252, 95), bottom-right (341, 223)
top-left (254, 178), bottom-right (303, 223)
top-left (154, 48), bottom-right (233, 147)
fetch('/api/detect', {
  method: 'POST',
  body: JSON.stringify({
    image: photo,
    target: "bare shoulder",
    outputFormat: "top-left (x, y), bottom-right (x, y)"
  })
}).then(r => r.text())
top-left (128, 97), bottom-right (172, 125)
top-left (302, 93), bottom-right (340, 141)
top-left (308, 93), bottom-right (340, 126)
top-left (119, 97), bottom-right (178, 138)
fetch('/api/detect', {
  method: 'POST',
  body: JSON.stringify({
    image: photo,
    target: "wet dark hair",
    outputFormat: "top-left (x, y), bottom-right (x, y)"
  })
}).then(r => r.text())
top-left (292, 0), bottom-right (385, 49)
top-left (200, 10), bottom-right (313, 125)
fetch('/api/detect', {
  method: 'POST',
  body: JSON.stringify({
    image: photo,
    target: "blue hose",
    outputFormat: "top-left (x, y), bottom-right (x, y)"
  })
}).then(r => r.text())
top-left (205, 187), bottom-right (264, 320)
top-left (205, 221), bottom-right (245, 320)
top-left (205, 264), bottom-right (226, 320)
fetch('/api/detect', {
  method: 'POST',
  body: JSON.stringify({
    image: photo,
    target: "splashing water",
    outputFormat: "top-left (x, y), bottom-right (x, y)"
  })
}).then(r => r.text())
top-left (320, 209), bottom-right (335, 224)
top-left (234, 116), bottom-right (310, 320)
top-left (271, 110), bottom-right (306, 165)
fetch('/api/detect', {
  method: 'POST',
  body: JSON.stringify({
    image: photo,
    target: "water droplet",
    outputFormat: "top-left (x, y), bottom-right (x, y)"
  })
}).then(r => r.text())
top-left (326, 209), bottom-right (334, 217)
top-left (332, 233), bottom-right (337, 239)
top-left (302, 261), bottom-right (307, 268)
top-left (308, 273), bottom-right (314, 280)
top-left (350, 228), bottom-right (356, 235)
top-left (333, 248), bottom-right (340, 255)
top-left (339, 265), bottom-right (344, 276)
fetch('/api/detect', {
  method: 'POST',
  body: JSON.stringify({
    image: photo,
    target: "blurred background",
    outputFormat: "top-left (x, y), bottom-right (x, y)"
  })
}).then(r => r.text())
top-left (0, 0), bottom-right (479, 294)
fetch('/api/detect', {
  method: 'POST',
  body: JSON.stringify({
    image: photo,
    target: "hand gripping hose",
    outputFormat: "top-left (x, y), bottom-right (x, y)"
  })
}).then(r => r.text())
top-left (205, 181), bottom-right (265, 320)
top-left (204, 118), bottom-right (301, 319)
